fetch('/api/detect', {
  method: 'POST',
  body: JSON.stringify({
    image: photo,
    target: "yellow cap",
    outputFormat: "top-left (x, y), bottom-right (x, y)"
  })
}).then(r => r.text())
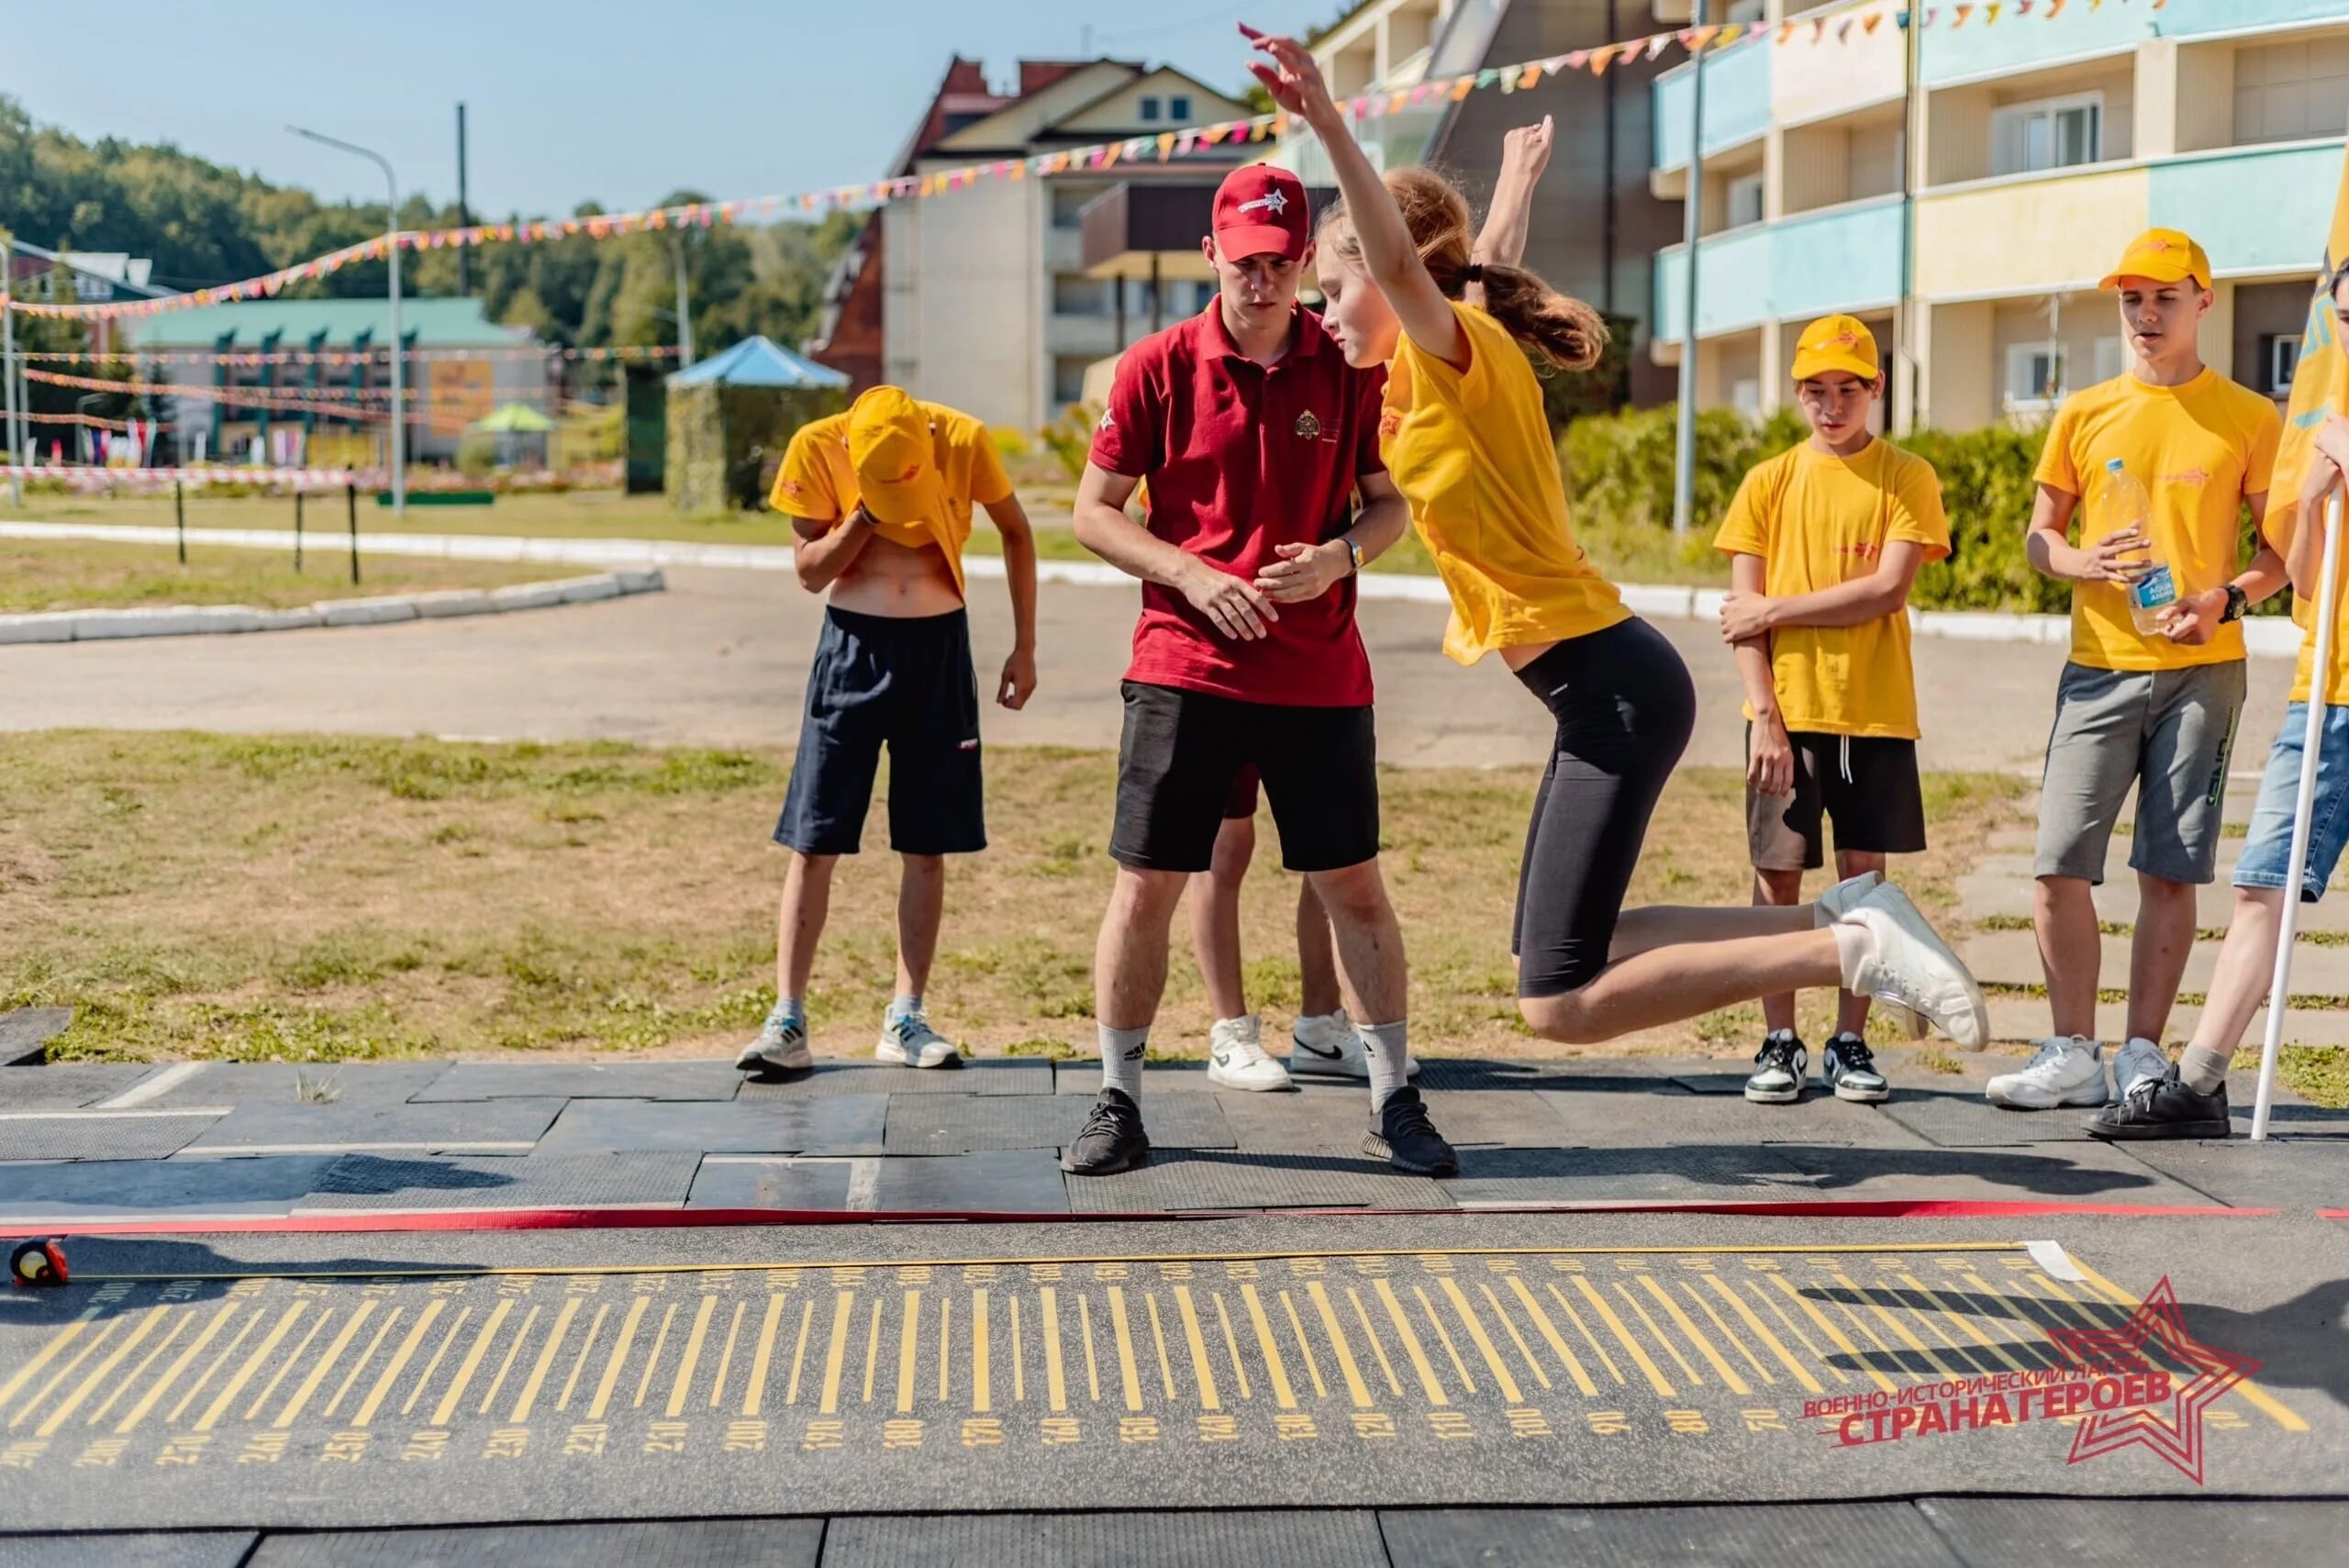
top-left (846, 386), bottom-right (946, 528)
top-left (1790, 315), bottom-right (1880, 384)
top-left (2099, 228), bottom-right (2211, 291)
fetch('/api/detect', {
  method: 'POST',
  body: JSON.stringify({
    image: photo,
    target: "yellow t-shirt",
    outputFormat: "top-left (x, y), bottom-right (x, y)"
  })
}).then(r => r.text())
top-left (1381, 302), bottom-right (1627, 664)
top-left (768, 401), bottom-right (1012, 597)
top-left (1713, 439), bottom-right (1951, 740)
top-left (2033, 370), bottom-right (2282, 672)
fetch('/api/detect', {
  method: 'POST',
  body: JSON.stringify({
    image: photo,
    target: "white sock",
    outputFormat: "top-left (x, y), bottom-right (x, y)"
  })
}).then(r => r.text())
top-left (888, 994), bottom-right (921, 1023)
top-left (1098, 1025), bottom-right (1149, 1100)
top-left (1359, 1019), bottom-right (1409, 1113)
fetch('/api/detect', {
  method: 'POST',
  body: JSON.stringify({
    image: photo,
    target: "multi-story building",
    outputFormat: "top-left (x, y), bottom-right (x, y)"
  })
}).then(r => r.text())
top-left (1651, 0), bottom-right (2349, 428)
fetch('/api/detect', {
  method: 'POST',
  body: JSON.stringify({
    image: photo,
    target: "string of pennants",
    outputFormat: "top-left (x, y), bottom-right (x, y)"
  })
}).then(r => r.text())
top-left (25, 365), bottom-right (522, 409)
top-left (4, 0), bottom-right (2179, 324)
top-left (17, 345), bottom-right (679, 365)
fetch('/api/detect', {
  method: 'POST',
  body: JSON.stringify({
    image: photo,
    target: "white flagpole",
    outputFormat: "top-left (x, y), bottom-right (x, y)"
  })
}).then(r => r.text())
top-left (2254, 489), bottom-right (2345, 1140)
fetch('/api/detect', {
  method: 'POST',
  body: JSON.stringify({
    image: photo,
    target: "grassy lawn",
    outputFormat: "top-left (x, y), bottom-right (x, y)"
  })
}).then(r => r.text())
top-left (0, 539), bottom-right (550, 613)
top-left (6, 732), bottom-right (2032, 1079)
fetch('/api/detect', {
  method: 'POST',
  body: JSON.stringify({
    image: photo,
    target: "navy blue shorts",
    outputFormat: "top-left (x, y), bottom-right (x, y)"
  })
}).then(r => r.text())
top-left (774, 606), bottom-right (985, 857)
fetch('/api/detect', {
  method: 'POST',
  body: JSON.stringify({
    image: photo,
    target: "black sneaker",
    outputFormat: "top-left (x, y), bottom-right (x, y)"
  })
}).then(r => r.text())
top-left (1822, 1034), bottom-right (1889, 1103)
top-left (1362, 1086), bottom-right (1458, 1176)
top-left (2087, 1063), bottom-right (2231, 1140)
top-left (1744, 1031), bottom-right (1807, 1104)
top-left (1061, 1088), bottom-right (1151, 1174)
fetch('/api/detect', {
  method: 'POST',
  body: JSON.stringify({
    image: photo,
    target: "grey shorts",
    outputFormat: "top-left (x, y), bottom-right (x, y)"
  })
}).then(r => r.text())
top-left (2033, 660), bottom-right (2245, 886)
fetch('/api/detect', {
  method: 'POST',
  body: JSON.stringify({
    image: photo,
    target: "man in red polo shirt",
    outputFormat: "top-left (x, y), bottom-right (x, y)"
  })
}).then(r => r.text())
top-left (1061, 163), bottom-right (1453, 1178)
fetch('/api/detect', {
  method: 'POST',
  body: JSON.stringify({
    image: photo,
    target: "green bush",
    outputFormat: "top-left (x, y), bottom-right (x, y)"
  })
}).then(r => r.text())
top-left (1039, 404), bottom-right (1100, 484)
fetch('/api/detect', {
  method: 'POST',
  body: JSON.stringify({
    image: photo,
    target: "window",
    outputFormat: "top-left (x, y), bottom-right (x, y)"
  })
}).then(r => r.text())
top-left (1052, 273), bottom-right (1110, 317)
top-left (1725, 173), bottom-right (1765, 230)
top-left (2268, 333), bottom-right (2303, 395)
top-left (1140, 96), bottom-right (1162, 122)
top-left (1991, 92), bottom-right (2103, 177)
top-left (2093, 336), bottom-right (2127, 384)
top-left (1050, 185), bottom-right (1097, 230)
top-left (1169, 95), bottom-right (1193, 122)
top-left (2005, 342), bottom-right (2065, 409)
top-left (1730, 378), bottom-right (1763, 421)
top-left (1053, 356), bottom-right (1092, 406)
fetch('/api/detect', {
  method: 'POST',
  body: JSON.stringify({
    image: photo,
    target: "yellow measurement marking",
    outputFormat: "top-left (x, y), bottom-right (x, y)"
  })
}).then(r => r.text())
top-left (1703, 1277), bottom-right (1818, 1396)
top-left (510, 1298), bottom-right (577, 1424)
top-left (171, 1311), bottom-right (260, 1425)
top-left (37, 1306), bottom-right (169, 1438)
top-left (402, 1305), bottom-right (472, 1418)
top-left (665, 1296), bottom-right (717, 1418)
top-left (1834, 1273), bottom-right (1960, 1382)
top-left (1347, 1285), bottom-right (1402, 1398)
top-left (633, 1301), bottom-right (679, 1410)
top-left (585, 1296), bottom-right (649, 1422)
top-left (196, 1302), bottom-right (308, 1431)
top-left (860, 1296), bottom-right (882, 1406)
top-left (1009, 1296), bottom-right (1024, 1405)
top-left (744, 1296), bottom-right (785, 1418)
top-left (0, 1308), bottom-right (103, 1418)
top-left (974, 1289), bottom-right (993, 1413)
top-left (1546, 1283), bottom-right (1621, 1385)
top-left (328, 1306), bottom-right (399, 1422)
top-left (1614, 1283), bottom-right (1698, 1390)
top-left (432, 1299), bottom-right (512, 1428)
top-left (1956, 1274), bottom-right (2069, 1372)
top-left (1767, 1274), bottom-right (1895, 1396)
top-left (1279, 1291), bottom-right (1328, 1401)
top-left (1897, 1273), bottom-right (2032, 1377)
top-left (1415, 1284), bottom-right (1477, 1395)
top-left (1886, 1278), bottom-right (1986, 1369)
top-left (1213, 1293), bottom-right (1252, 1401)
top-left (2062, 1260), bottom-right (2310, 1435)
top-left (1107, 1287), bottom-right (1144, 1412)
top-left (1077, 1294), bottom-right (1101, 1404)
top-left (1306, 1282), bottom-right (1372, 1408)
top-left (1478, 1281), bottom-right (1551, 1393)
top-left (709, 1300), bottom-right (746, 1411)
top-left (817, 1291), bottom-right (853, 1416)
top-left (1174, 1286), bottom-right (1221, 1411)
top-left (783, 1299), bottom-right (816, 1409)
top-left (895, 1291), bottom-right (922, 1415)
top-left (1820, 1280), bottom-right (1907, 1382)
top-left (12, 1318), bottom-right (120, 1431)
top-left (1239, 1284), bottom-right (1297, 1410)
top-left (556, 1302), bottom-right (608, 1414)
top-left (1040, 1287), bottom-right (1068, 1413)
top-left (1636, 1276), bottom-right (1743, 1394)
top-left (1571, 1278), bottom-right (1672, 1398)
top-left (1742, 1279), bottom-right (1844, 1385)
top-left (244, 1307), bottom-right (332, 1422)
top-left (1371, 1279), bottom-right (1447, 1406)
top-left (1504, 1277), bottom-right (1593, 1397)
top-left (938, 1294), bottom-right (952, 1407)
top-left (93, 1309), bottom-right (190, 1427)
top-left (118, 1305), bottom-right (238, 1435)
top-left (1436, 1279), bottom-right (1520, 1404)
top-left (1683, 1282), bottom-right (1771, 1387)
top-left (478, 1304), bottom-right (537, 1418)
top-left (1143, 1294), bottom-right (1174, 1403)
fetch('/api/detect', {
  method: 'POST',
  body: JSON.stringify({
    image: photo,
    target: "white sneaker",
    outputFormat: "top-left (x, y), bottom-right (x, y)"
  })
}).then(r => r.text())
top-left (876, 1010), bottom-right (961, 1070)
top-left (736, 1012), bottom-right (813, 1073)
top-left (1838, 884), bottom-right (1988, 1051)
top-left (1986, 1036), bottom-right (2108, 1109)
top-left (1288, 1009), bottom-right (1419, 1080)
top-left (1812, 870), bottom-right (1886, 927)
top-left (2110, 1037), bottom-right (2170, 1103)
top-left (1207, 1015), bottom-right (1292, 1092)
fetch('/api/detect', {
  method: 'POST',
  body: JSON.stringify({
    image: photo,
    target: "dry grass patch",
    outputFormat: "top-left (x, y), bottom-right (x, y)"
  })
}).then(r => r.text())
top-left (0, 539), bottom-right (548, 613)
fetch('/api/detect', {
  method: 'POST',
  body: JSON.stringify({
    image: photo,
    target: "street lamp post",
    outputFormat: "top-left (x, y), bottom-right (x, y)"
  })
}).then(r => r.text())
top-left (290, 126), bottom-right (405, 517)
top-left (1670, 0), bottom-right (1710, 541)
top-left (671, 234), bottom-right (695, 369)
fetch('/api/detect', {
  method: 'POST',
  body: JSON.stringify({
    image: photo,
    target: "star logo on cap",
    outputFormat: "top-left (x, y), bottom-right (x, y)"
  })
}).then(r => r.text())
top-left (1239, 189), bottom-right (1289, 217)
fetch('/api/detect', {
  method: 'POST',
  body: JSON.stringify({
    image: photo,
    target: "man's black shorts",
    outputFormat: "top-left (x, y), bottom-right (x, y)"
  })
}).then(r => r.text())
top-left (1110, 682), bottom-right (1378, 873)
top-left (774, 606), bottom-right (985, 857)
top-left (1745, 727), bottom-right (1927, 872)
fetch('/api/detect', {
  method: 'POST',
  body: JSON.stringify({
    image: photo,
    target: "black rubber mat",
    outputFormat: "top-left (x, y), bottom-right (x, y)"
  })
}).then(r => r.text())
top-left (821, 1510), bottom-right (1388, 1568)
top-left (1768, 1140), bottom-right (2221, 1205)
top-left (1, 1532), bottom-right (258, 1568)
top-left (1063, 1150), bottom-right (1453, 1211)
top-left (1213, 1087), bottom-right (1573, 1154)
top-left (0, 1006), bottom-right (75, 1065)
top-left (1878, 1091), bottom-right (2112, 1148)
top-left (297, 1152), bottom-right (703, 1210)
top-left (884, 1092), bottom-right (1235, 1154)
top-left (532, 1097), bottom-right (886, 1156)
top-left (0, 1155), bottom-right (339, 1220)
top-left (1450, 1145), bottom-right (1811, 1206)
top-left (246, 1518), bottom-right (822, 1566)
top-left (1538, 1085), bottom-right (1933, 1150)
top-left (741, 1059), bottom-right (1054, 1098)
top-left (2100, 1138), bottom-right (2349, 1210)
top-left (1381, 1503), bottom-right (1965, 1567)
top-left (180, 1099), bottom-right (563, 1157)
top-left (0, 1114), bottom-right (221, 1161)
top-left (411, 1062), bottom-right (745, 1103)
top-left (1914, 1496), bottom-right (2349, 1567)
top-left (0, 1064), bottom-right (158, 1109)
top-left (686, 1150), bottom-right (1073, 1214)
top-left (127, 1062), bottom-right (447, 1109)
top-left (1052, 1061), bottom-right (1212, 1095)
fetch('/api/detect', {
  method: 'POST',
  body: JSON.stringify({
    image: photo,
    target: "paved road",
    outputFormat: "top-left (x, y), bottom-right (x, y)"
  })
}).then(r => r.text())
top-left (0, 566), bottom-right (2295, 772)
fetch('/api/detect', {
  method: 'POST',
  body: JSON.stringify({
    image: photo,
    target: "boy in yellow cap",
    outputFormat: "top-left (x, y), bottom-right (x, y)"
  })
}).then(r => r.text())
top-left (1716, 315), bottom-right (1951, 1106)
top-left (2005, 228), bottom-right (2285, 1113)
top-left (735, 386), bottom-right (1040, 1075)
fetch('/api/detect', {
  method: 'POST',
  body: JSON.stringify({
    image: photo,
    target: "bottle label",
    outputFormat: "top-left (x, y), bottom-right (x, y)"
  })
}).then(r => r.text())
top-left (2131, 564), bottom-right (2177, 611)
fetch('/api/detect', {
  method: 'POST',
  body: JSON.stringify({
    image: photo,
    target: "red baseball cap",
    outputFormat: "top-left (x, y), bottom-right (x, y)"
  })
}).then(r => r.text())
top-left (1212, 164), bottom-right (1310, 262)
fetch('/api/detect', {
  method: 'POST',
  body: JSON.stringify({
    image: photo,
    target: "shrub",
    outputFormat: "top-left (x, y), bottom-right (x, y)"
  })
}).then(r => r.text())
top-left (1039, 403), bottom-right (1101, 483)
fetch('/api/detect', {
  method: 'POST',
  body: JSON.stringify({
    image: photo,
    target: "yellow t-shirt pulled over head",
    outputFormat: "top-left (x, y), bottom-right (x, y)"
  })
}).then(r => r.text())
top-left (768, 400), bottom-right (1012, 597)
top-left (1714, 439), bottom-right (1951, 740)
top-left (2033, 370), bottom-right (2281, 673)
top-left (1381, 301), bottom-right (1627, 664)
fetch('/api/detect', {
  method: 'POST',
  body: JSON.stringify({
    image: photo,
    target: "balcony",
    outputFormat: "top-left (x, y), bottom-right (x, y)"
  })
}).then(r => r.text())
top-left (1652, 194), bottom-right (1904, 344)
top-left (2149, 139), bottom-right (2343, 278)
top-left (1921, 0), bottom-right (2342, 88)
top-left (1913, 163), bottom-right (2149, 300)
top-left (1654, 38), bottom-right (1773, 172)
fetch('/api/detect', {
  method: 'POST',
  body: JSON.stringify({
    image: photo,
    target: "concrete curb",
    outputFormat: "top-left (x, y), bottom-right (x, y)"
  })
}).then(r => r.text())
top-left (0, 569), bottom-right (663, 646)
top-left (0, 518), bottom-right (2310, 657)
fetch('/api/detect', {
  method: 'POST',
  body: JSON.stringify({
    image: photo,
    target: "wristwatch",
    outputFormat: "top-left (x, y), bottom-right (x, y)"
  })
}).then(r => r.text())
top-left (2221, 584), bottom-right (2248, 623)
top-left (1344, 537), bottom-right (1365, 575)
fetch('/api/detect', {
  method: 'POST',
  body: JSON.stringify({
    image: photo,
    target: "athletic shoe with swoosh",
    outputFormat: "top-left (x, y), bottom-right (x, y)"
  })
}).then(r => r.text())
top-left (1287, 1008), bottom-right (1420, 1080)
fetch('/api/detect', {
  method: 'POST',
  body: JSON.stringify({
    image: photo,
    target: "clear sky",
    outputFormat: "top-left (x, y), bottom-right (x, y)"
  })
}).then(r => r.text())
top-left (12, 0), bottom-right (1334, 218)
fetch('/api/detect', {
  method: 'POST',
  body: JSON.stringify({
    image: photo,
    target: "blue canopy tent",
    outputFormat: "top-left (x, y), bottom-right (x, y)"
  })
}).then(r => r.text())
top-left (667, 336), bottom-right (850, 391)
top-left (663, 337), bottom-right (852, 511)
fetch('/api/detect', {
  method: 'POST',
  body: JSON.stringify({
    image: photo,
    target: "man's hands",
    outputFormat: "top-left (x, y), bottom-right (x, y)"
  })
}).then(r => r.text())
top-left (2157, 587), bottom-right (2228, 646)
top-left (1718, 590), bottom-right (1777, 644)
top-left (2059, 527), bottom-right (2154, 585)
top-left (2318, 413), bottom-right (2349, 473)
top-left (1242, 25), bottom-right (1342, 130)
top-left (1182, 561), bottom-right (1281, 640)
top-left (1254, 539), bottom-right (1352, 604)
top-left (1748, 712), bottom-right (1796, 798)
top-left (1498, 116), bottom-right (1554, 187)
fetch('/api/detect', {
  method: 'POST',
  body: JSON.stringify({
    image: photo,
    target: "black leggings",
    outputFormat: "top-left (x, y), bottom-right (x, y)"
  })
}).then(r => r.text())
top-left (1511, 617), bottom-right (1698, 997)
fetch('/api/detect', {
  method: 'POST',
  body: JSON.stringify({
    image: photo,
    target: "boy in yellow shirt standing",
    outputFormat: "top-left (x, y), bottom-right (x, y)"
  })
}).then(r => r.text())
top-left (1718, 316), bottom-right (1952, 1105)
top-left (2004, 229), bottom-right (2284, 1112)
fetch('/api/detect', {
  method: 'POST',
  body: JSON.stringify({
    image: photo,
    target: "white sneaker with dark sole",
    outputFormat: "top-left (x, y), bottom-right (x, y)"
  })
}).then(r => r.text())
top-left (1208, 1015), bottom-right (1292, 1092)
top-left (876, 1012), bottom-right (962, 1070)
top-left (736, 1014), bottom-right (813, 1074)
top-left (1288, 1009), bottom-right (1419, 1080)
top-left (1744, 1032), bottom-right (1807, 1104)
top-left (1986, 1037), bottom-right (2107, 1109)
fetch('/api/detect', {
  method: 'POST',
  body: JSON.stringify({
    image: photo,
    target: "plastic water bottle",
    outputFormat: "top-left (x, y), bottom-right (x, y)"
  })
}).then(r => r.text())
top-left (2098, 458), bottom-right (2172, 635)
